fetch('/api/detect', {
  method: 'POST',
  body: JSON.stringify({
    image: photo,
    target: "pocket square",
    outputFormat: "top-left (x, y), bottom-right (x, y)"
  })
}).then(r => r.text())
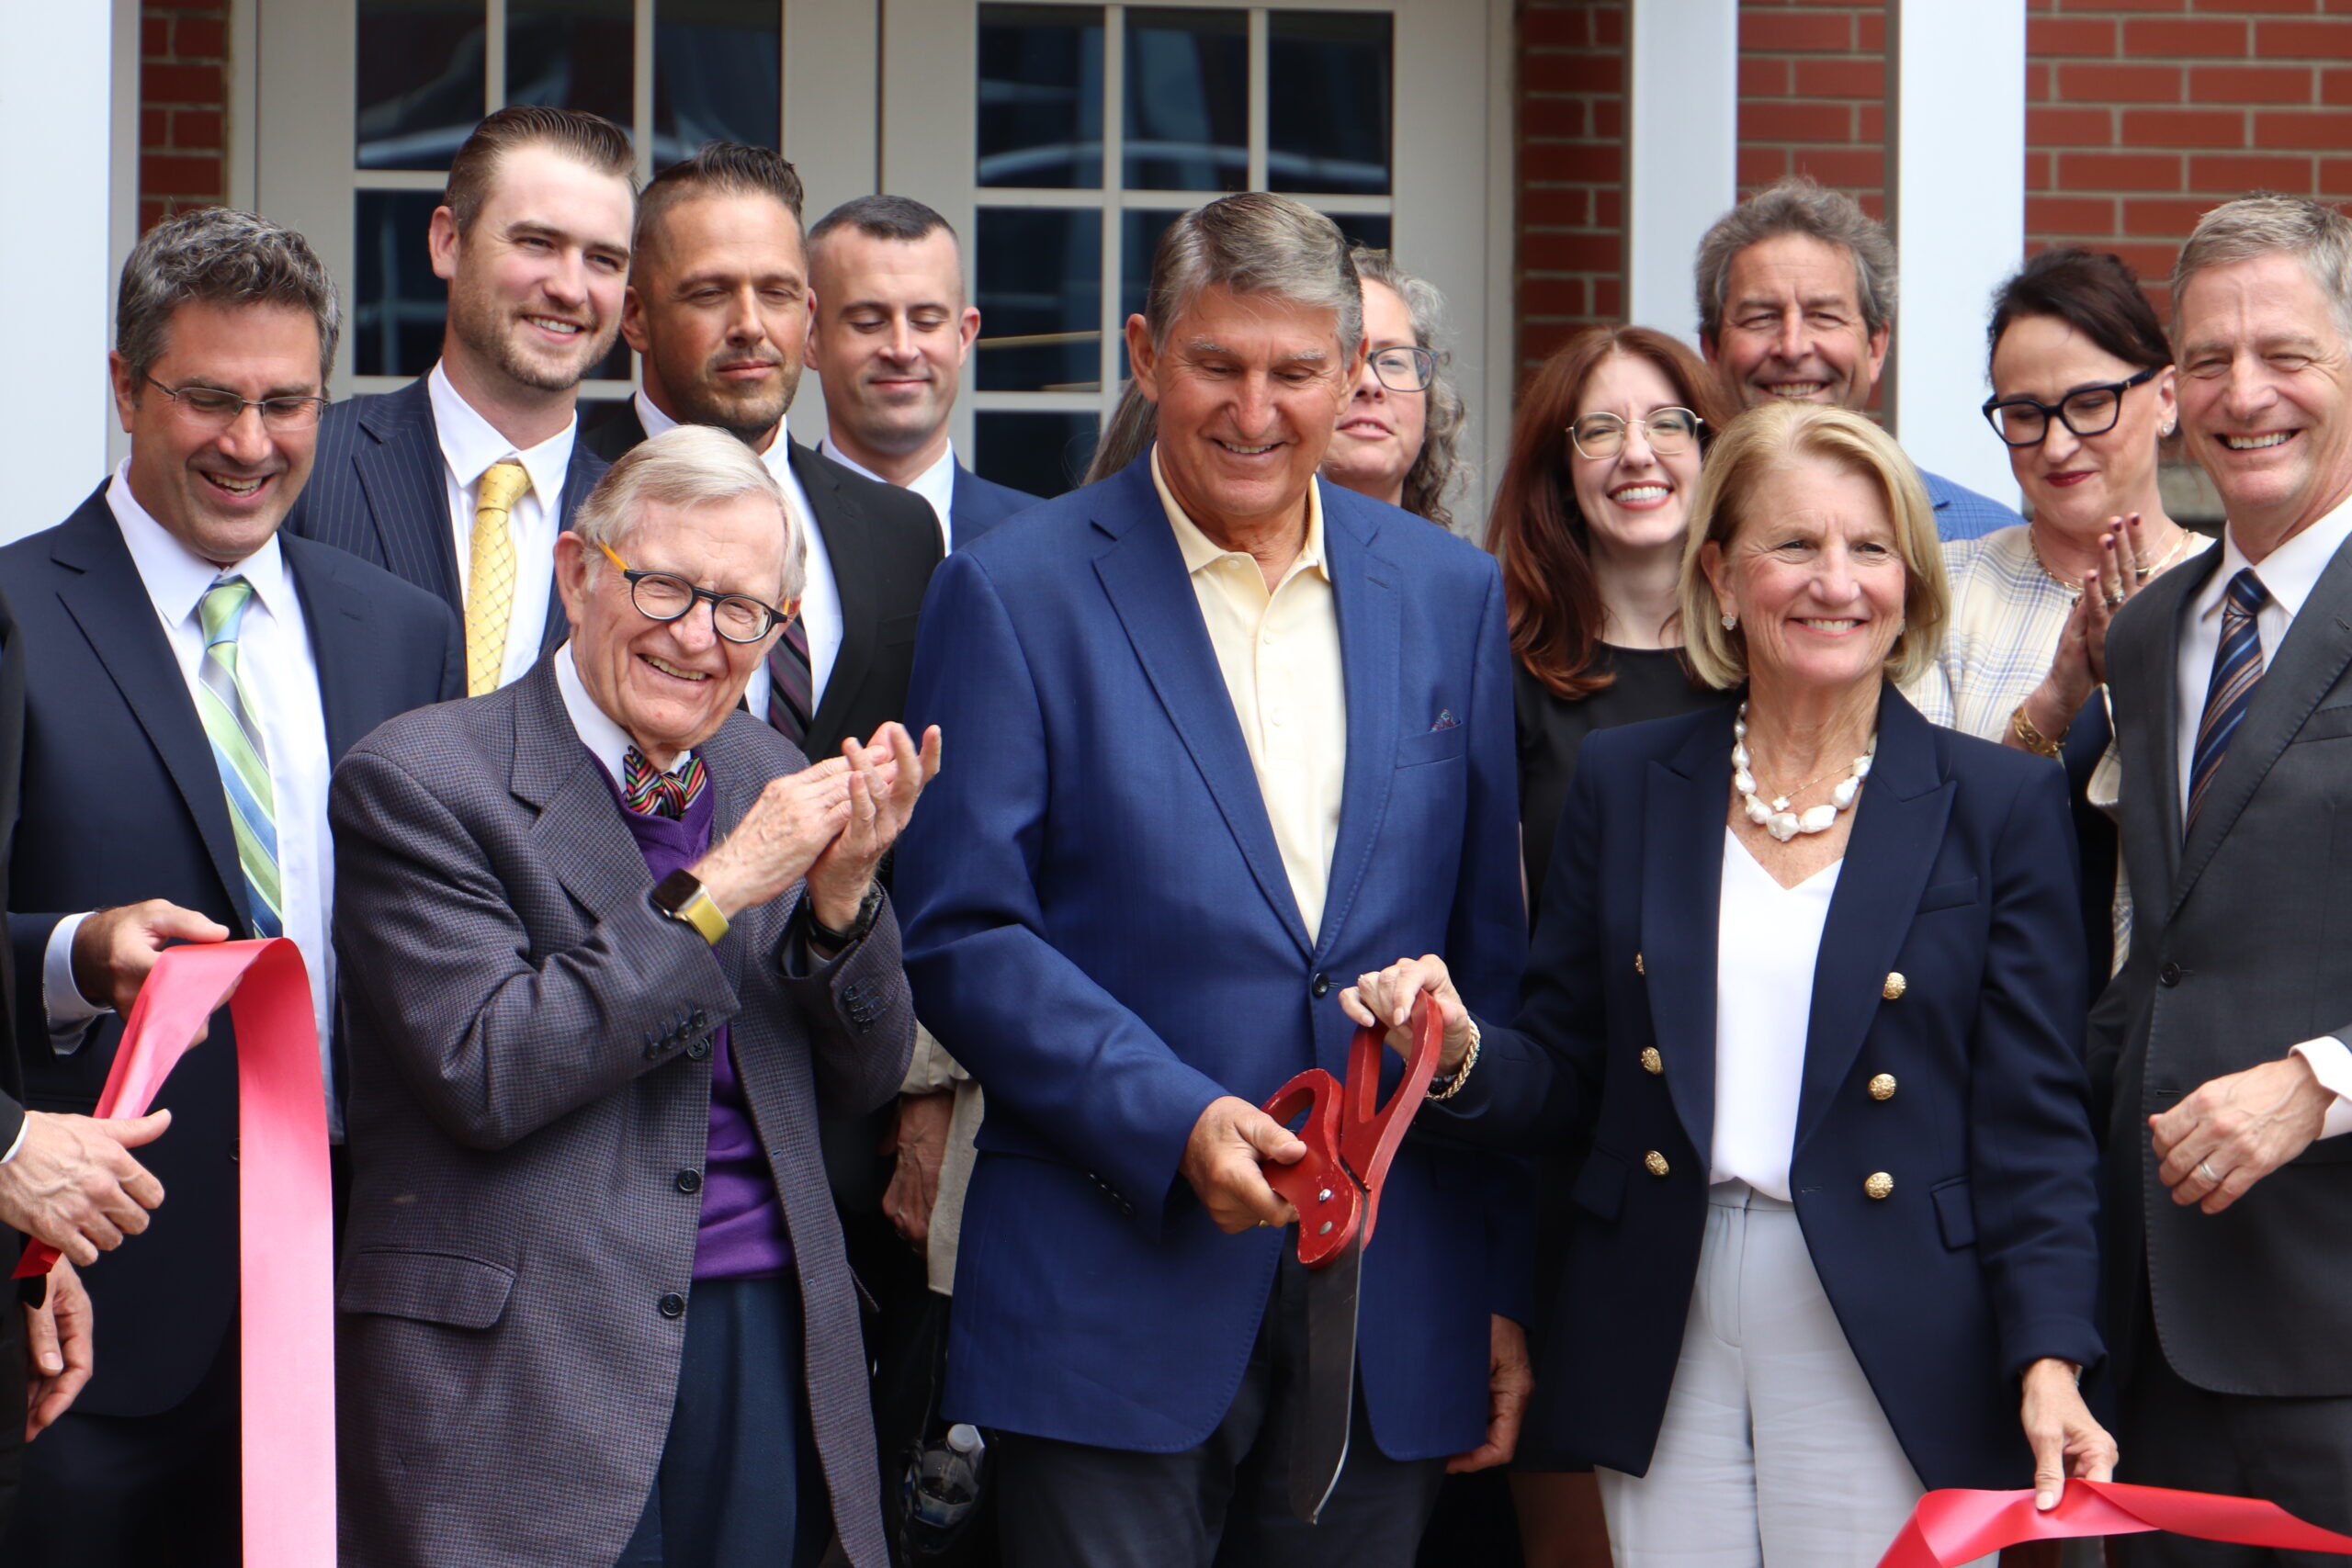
top-left (1430, 709), bottom-right (1459, 731)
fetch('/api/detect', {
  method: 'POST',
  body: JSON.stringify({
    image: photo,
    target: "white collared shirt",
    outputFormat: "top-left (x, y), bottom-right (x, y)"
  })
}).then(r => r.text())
top-left (40, 465), bottom-right (340, 1129)
top-left (816, 435), bottom-right (959, 555)
top-left (633, 391), bottom-right (828, 727)
top-left (429, 362), bottom-right (572, 690)
top-left (1711, 830), bottom-right (1843, 1200)
top-left (553, 637), bottom-right (694, 787)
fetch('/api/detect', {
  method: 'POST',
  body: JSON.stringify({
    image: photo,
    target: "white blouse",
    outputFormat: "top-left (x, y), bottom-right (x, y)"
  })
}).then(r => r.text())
top-left (1711, 829), bottom-right (1841, 1201)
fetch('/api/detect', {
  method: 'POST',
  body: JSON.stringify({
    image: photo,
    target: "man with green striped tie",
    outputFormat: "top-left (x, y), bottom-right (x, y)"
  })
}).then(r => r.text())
top-left (0, 208), bottom-right (463, 1568)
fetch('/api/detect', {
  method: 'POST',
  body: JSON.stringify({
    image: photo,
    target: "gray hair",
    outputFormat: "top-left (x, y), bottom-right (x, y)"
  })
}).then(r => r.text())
top-left (1142, 192), bottom-right (1363, 358)
top-left (2173, 194), bottom-right (2352, 344)
top-left (1349, 246), bottom-right (1470, 530)
top-left (1694, 176), bottom-right (1898, 345)
top-left (574, 424), bottom-right (805, 603)
top-left (117, 208), bottom-right (342, 385)
top-left (1084, 381), bottom-right (1159, 485)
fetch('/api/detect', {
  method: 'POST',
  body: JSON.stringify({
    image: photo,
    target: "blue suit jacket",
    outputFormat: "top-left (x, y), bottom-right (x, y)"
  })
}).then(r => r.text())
top-left (1434, 689), bottom-right (2103, 1488)
top-left (897, 455), bottom-right (1528, 1457)
top-left (287, 376), bottom-right (603, 660)
top-left (1924, 468), bottom-right (2026, 543)
top-left (1, 488), bottom-right (464, 1416)
top-left (947, 464), bottom-right (1038, 547)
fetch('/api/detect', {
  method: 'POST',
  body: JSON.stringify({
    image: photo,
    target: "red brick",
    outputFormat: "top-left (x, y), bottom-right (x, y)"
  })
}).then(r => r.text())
top-left (173, 15), bottom-right (226, 57)
top-left (2193, 0), bottom-right (2313, 11)
top-left (1594, 186), bottom-right (1623, 229)
top-left (1520, 186), bottom-right (1589, 228)
top-left (2187, 151), bottom-right (2315, 187)
top-left (1522, 53), bottom-right (1595, 95)
top-left (1740, 10), bottom-right (1853, 51)
top-left (2055, 63), bottom-right (2185, 103)
top-left (1592, 277), bottom-right (1624, 319)
top-left (1740, 145), bottom-right (1792, 186)
top-left (2030, 16), bottom-right (2118, 53)
top-left (141, 62), bottom-right (220, 104)
top-left (2030, 62), bottom-right (2052, 104)
top-left (2121, 197), bottom-right (2218, 235)
top-left (1592, 6), bottom-right (1626, 48)
top-left (2030, 150), bottom-right (2054, 190)
top-left (1858, 103), bottom-right (1883, 141)
top-left (1521, 321), bottom-right (1583, 368)
top-left (2055, 0), bottom-right (2185, 10)
top-left (2056, 150), bottom-right (2184, 188)
top-left (1555, 143), bottom-right (1625, 184)
top-left (2250, 110), bottom-right (2352, 151)
top-left (140, 14), bottom-right (167, 54)
top-left (1857, 11), bottom-right (1884, 51)
top-left (1520, 277), bottom-right (1591, 319)
top-left (2188, 66), bottom-right (2315, 106)
top-left (2100, 243), bottom-right (2185, 284)
top-left (2326, 69), bottom-right (2352, 108)
top-left (2120, 17), bottom-right (2246, 56)
top-left (141, 152), bottom-right (221, 198)
top-left (2029, 194), bottom-right (2119, 233)
top-left (2256, 18), bottom-right (2352, 54)
top-left (2324, 157), bottom-right (2352, 194)
top-left (140, 107), bottom-right (167, 147)
top-left (2120, 108), bottom-right (2246, 145)
top-left (1856, 190), bottom-right (1886, 223)
top-left (1592, 98), bottom-right (1625, 138)
top-left (1741, 57), bottom-right (1792, 97)
top-left (1792, 57), bottom-right (1883, 98)
top-left (173, 108), bottom-right (224, 151)
top-left (1540, 53), bottom-right (1623, 94)
top-left (1523, 231), bottom-right (1624, 273)
top-left (1744, 100), bottom-right (1857, 141)
top-left (138, 198), bottom-right (170, 234)
top-left (1521, 7), bottom-right (1588, 50)
top-left (1521, 96), bottom-right (1587, 140)
top-left (1787, 146), bottom-right (1883, 189)
top-left (2031, 107), bottom-right (2116, 144)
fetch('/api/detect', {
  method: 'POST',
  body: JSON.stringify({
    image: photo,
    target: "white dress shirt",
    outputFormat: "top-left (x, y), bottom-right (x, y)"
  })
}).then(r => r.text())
top-left (1711, 830), bottom-right (1843, 1201)
top-left (633, 392), bottom-right (831, 726)
top-left (553, 637), bottom-right (694, 787)
top-left (429, 363), bottom-right (572, 689)
top-left (2174, 501), bottom-right (2352, 1138)
top-left (817, 435), bottom-right (959, 555)
top-left (41, 466), bottom-right (341, 1130)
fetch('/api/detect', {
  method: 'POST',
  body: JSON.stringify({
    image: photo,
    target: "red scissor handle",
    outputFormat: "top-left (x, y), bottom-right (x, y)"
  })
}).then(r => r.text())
top-left (1261, 994), bottom-right (1448, 1268)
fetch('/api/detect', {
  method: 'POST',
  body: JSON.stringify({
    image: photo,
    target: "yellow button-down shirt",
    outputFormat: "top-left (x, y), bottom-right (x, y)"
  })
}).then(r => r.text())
top-left (1151, 446), bottom-right (1348, 942)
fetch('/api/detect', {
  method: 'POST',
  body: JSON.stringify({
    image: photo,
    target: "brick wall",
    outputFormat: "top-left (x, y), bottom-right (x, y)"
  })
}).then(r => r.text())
top-left (1738, 0), bottom-right (1886, 214)
top-left (1519, 1), bottom-right (1628, 367)
top-left (141, 0), bottom-right (229, 231)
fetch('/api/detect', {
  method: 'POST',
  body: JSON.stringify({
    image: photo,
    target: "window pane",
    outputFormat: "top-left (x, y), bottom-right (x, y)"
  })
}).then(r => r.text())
top-left (1267, 12), bottom-right (1392, 196)
top-left (1125, 8), bottom-right (1248, 192)
top-left (507, 0), bottom-right (633, 128)
top-left (977, 412), bottom-right (1100, 500)
top-left (1333, 213), bottom-right (1392, 252)
top-left (978, 5), bottom-right (1104, 189)
top-left (975, 209), bottom-right (1102, 393)
top-left (654, 0), bottom-right (781, 167)
top-left (1118, 208), bottom-right (1183, 380)
top-left (353, 191), bottom-right (448, 378)
top-left (356, 0), bottom-right (487, 171)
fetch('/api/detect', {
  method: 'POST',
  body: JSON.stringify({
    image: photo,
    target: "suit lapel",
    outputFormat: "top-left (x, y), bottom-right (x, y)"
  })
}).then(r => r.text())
top-left (505, 663), bottom-right (650, 922)
top-left (701, 719), bottom-right (763, 997)
top-left (1311, 487), bottom-right (1398, 964)
top-left (285, 541), bottom-right (375, 761)
top-left (1091, 465), bottom-right (1312, 959)
top-left (1793, 690), bottom-right (1953, 1153)
top-left (356, 382), bottom-right (462, 611)
top-left (796, 446), bottom-right (874, 758)
top-left (2121, 548), bottom-right (2212, 899)
top-left (542, 451), bottom-right (600, 658)
top-left (49, 496), bottom-right (250, 928)
top-left (1641, 712), bottom-right (1730, 1156)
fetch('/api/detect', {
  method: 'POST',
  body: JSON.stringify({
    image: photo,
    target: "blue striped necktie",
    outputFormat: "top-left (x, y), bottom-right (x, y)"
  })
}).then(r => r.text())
top-left (197, 577), bottom-right (283, 938)
top-left (2186, 569), bottom-right (2268, 837)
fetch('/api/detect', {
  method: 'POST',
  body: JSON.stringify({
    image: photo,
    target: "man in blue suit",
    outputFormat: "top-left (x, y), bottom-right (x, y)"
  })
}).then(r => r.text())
top-left (288, 105), bottom-right (634, 693)
top-left (897, 193), bottom-right (1528, 1566)
top-left (807, 195), bottom-right (1040, 549)
top-left (0, 210), bottom-right (461, 1566)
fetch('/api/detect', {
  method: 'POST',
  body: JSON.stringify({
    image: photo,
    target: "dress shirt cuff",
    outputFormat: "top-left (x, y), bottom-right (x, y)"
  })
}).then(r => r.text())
top-left (43, 913), bottom-right (108, 1053)
top-left (2289, 1037), bottom-right (2352, 1140)
top-left (0, 1117), bottom-right (25, 1165)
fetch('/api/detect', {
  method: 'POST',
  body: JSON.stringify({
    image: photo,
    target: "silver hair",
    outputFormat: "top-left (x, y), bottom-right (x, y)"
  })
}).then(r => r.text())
top-left (1693, 176), bottom-right (1898, 345)
top-left (2172, 194), bottom-right (2352, 344)
top-left (573, 424), bottom-right (805, 603)
top-left (1142, 192), bottom-right (1363, 359)
top-left (1348, 246), bottom-right (1470, 531)
top-left (117, 208), bottom-right (342, 385)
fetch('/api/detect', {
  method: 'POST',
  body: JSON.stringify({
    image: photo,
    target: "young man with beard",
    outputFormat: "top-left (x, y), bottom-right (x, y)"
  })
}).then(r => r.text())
top-left (291, 106), bottom-right (634, 694)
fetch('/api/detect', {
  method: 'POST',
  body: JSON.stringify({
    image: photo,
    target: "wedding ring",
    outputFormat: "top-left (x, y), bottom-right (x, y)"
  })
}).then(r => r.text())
top-left (2105, 591), bottom-right (2125, 608)
top-left (2198, 1159), bottom-right (2219, 1184)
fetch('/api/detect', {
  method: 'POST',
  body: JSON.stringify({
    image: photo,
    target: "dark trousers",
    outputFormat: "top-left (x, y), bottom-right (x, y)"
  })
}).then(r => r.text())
top-left (0, 1266), bottom-right (23, 1540)
top-left (617, 1273), bottom-right (831, 1568)
top-left (994, 1252), bottom-right (1447, 1568)
top-left (0, 1313), bottom-right (240, 1567)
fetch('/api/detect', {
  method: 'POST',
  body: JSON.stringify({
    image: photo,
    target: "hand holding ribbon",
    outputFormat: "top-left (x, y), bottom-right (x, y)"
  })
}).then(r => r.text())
top-left (1877, 1481), bottom-right (2352, 1568)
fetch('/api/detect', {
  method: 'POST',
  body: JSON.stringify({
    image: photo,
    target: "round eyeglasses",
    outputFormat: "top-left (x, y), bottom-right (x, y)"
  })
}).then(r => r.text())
top-left (595, 540), bottom-right (797, 644)
top-left (1368, 344), bottom-right (1438, 393)
top-left (1981, 365), bottom-right (2161, 447)
top-left (1568, 408), bottom-right (1704, 460)
top-left (143, 375), bottom-right (329, 431)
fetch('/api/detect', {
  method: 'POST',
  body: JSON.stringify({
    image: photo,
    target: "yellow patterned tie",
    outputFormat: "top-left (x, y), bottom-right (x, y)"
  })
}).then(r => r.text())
top-left (466, 459), bottom-right (530, 696)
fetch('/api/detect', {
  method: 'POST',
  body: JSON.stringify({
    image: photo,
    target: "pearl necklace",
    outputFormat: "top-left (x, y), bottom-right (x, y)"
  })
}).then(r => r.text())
top-left (1733, 703), bottom-right (1876, 844)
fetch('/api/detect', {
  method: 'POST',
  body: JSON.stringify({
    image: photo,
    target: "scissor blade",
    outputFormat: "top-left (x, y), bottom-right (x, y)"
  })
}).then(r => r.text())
top-left (1289, 1233), bottom-right (1363, 1525)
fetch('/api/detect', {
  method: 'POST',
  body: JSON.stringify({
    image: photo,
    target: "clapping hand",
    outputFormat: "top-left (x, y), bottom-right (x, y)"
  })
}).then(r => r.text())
top-left (804, 722), bottom-right (941, 931)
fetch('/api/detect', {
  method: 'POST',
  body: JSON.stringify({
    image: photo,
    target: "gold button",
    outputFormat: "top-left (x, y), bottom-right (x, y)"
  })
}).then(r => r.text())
top-left (1882, 972), bottom-right (1907, 1000)
top-left (1634, 952), bottom-right (1645, 976)
top-left (1868, 1073), bottom-right (1896, 1101)
top-left (1640, 1047), bottom-right (1664, 1076)
top-left (1864, 1171), bottom-right (1894, 1200)
top-left (1644, 1150), bottom-right (1669, 1178)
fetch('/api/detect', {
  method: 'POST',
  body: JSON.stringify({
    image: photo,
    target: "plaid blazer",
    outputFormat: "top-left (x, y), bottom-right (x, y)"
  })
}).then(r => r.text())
top-left (329, 659), bottom-right (910, 1568)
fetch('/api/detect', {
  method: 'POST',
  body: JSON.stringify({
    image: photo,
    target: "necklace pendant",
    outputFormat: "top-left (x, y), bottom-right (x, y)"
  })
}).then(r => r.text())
top-left (1769, 795), bottom-right (1791, 812)
top-left (1767, 811), bottom-right (1801, 842)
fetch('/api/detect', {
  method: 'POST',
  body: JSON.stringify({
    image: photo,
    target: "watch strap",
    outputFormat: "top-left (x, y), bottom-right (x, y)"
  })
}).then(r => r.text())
top-left (650, 869), bottom-right (729, 945)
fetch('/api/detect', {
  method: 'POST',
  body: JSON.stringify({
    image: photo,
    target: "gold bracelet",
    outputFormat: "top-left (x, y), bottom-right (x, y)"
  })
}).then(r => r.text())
top-left (2010, 699), bottom-right (2066, 759)
top-left (1426, 1017), bottom-right (1483, 1101)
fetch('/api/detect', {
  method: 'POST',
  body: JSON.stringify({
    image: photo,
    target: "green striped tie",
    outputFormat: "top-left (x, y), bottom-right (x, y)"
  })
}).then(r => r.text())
top-left (198, 578), bottom-right (282, 939)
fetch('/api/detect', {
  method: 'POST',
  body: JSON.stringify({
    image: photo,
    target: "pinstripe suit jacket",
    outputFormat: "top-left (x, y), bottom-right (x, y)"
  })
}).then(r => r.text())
top-left (329, 660), bottom-right (910, 1568)
top-left (288, 376), bottom-right (600, 662)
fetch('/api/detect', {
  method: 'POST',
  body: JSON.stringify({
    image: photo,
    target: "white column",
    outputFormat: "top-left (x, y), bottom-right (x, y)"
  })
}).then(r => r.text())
top-left (1626, 0), bottom-right (1738, 346)
top-left (0, 0), bottom-right (131, 539)
top-left (1889, 0), bottom-right (2026, 505)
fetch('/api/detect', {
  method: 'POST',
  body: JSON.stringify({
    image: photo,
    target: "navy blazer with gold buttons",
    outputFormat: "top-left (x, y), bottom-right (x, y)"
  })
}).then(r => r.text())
top-left (1432, 685), bottom-right (2105, 1490)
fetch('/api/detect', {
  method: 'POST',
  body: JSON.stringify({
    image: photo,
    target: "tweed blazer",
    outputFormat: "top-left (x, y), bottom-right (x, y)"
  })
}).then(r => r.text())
top-left (329, 660), bottom-right (912, 1568)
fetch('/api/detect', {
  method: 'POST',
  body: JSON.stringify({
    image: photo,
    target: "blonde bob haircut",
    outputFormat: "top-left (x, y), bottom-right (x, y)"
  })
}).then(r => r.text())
top-left (1678, 400), bottom-right (1947, 691)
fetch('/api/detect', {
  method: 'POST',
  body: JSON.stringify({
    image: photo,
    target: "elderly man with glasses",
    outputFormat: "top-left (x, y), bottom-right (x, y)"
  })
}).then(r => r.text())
top-left (329, 423), bottom-right (936, 1568)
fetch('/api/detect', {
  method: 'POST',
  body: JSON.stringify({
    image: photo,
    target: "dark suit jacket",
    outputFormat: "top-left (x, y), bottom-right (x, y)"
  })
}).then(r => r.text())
top-left (330, 661), bottom-right (911, 1568)
top-left (288, 375), bottom-right (601, 663)
top-left (1433, 690), bottom-right (2105, 1489)
top-left (897, 457), bottom-right (1529, 1456)
top-left (948, 463), bottom-right (1038, 546)
top-left (2097, 534), bottom-right (2352, 1396)
top-left (0, 488), bottom-right (463, 1417)
top-left (0, 587), bottom-right (28, 1529)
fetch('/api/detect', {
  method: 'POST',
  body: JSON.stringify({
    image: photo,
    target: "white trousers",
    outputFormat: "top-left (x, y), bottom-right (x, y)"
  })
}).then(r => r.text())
top-left (1596, 1181), bottom-right (1968, 1568)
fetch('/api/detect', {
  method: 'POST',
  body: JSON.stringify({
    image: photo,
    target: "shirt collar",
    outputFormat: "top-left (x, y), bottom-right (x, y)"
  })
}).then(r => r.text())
top-left (1149, 444), bottom-right (1330, 585)
top-left (2193, 498), bottom-right (2352, 626)
top-left (636, 390), bottom-right (797, 487)
top-left (428, 361), bottom-right (574, 511)
top-left (554, 638), bottom-right (695, 786)
top-left (818, 435), bottom-right (958, 523)
top-left (104, 461), bottom-right (295, 628)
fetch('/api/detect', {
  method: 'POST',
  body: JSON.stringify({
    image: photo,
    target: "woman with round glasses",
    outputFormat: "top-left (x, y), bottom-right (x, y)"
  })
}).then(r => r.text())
top-left (1322, 247), bottom-right (1470, 530)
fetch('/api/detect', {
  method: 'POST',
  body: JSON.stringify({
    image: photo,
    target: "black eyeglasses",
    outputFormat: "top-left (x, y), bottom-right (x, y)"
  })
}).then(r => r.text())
top-left (1367, 344), bottom-right (1438, 392)
top-left (142, 375), bottom-right (329, 431)
top-left (595, 540), bottom-right (797, 644)
top-left (1981, 365), bottom-right (2161, 447)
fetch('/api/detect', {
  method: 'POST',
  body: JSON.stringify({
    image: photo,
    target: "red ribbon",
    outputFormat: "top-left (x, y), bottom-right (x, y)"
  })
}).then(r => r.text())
top-left (14, 939), bottom-right (335, 1567)
top-left (1878, 1481), bottom-right (2352, 1568)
